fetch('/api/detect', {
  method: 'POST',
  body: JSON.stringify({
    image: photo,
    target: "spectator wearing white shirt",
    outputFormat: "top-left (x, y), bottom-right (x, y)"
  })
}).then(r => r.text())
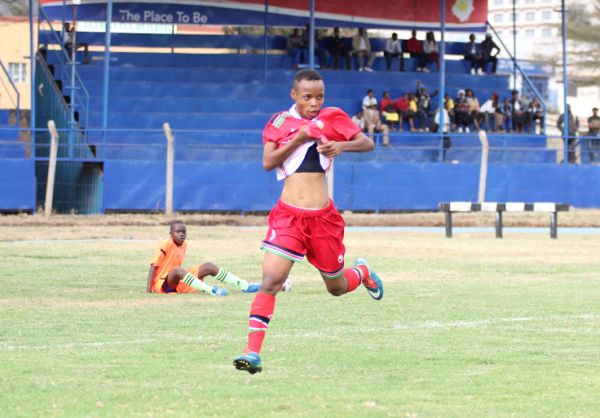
top-left (352, 28), bottom-right (376, 72)
top-left (384, 33), bottom-right (405, 72)
top-left (361, 89), bottom-right (389, 145)
top-left (479, 92), bottom-right (500, 132)
top-left (422, 31), bottom-right (440, 72)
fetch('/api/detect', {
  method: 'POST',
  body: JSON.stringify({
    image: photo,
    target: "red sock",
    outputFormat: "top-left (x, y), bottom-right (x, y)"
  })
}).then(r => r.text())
top-left (245, 292), bottom-right (276, 354)
top-left (343, 264), bottom-right (369, 293)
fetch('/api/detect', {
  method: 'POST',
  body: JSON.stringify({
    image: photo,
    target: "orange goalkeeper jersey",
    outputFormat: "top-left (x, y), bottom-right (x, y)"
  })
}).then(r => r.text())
top-left (150, 238), bottom-right (187, 283)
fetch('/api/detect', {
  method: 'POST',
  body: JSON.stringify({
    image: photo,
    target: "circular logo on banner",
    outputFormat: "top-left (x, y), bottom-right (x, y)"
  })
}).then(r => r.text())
top-left (452, 0), bottom-right (475, 22)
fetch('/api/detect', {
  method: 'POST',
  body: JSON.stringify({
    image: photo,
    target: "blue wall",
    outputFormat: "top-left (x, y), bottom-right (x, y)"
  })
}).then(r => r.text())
top-left (0, 159), bottom-right (36, 211)
top-left (102, 160), bottom-right (600, 211)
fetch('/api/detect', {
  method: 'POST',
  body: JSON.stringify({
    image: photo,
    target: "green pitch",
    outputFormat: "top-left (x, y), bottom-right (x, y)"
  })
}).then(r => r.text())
top-left (1, 225), bottom-right (600, 417)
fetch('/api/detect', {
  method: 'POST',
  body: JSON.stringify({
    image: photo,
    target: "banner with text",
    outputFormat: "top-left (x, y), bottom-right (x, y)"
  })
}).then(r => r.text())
top-left (40, 0), bottom-right (488, 31)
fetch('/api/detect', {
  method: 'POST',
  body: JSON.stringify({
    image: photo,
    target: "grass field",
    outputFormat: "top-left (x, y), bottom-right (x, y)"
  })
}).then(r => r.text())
top-left (1, 224), bottom-right (600, 417)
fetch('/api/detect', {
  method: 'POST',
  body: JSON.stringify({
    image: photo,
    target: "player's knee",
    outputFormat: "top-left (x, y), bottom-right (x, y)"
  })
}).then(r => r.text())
top-left (199, 262), bottom-right (218, 277)
top-left (260, 275), bottom-right (285, 295)
top-left (173, 267), bottom-right (187, 277)
top-left (326, 287), bottom-right (345, 297)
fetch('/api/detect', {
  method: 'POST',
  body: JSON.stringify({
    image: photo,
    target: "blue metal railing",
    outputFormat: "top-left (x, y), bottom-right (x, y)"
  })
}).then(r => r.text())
top-left (0, 60), bottom-right (21, 127)
top-left (487, 21), bottom-right (547, 135)
top-left (38, 6), bottom-right (90, 131)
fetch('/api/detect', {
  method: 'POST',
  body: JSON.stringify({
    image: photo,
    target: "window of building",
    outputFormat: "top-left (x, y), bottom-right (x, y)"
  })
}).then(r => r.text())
top-left (542, 11), bottom-right (552, 20)
top-left (494, 0), bottom-right (503, 5)
top-left (525, 29), bottom-right (535, 37)
top-left (8, 63), bottom-right (27, 83)
top-left (494, 13), bottom-right (504, 23)
top-left (526, 0), bottom-right (535, 3)
top-left (526, 12), bottom-right (535, 21)
top-left (542, 28), bottom-right (552, 37)
top-left (514, 12), bottom-right (520, 21)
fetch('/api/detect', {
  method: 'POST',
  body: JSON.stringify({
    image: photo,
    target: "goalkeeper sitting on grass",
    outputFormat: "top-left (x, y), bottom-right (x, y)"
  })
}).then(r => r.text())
top-left (146, 220), bottom-right (259, 296)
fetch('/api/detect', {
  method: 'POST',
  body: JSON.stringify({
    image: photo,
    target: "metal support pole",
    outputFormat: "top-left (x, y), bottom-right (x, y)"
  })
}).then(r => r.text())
top-left (512, 0), bottom-right (517, 90)
top-left (437, 0), bottom-right (446, 162)
top-left (102, 0), bottom-right (113, 141)
top-left (550, 212), bottom-right (558, 239)
top-left (69, 5), bottom-right (78, 158)
top-left (495, 211), bottom-right (503, 238)
top-left (444, 211), bottom-right (453, 238)
top-left (561, 0), bottom-right (569, 164)
top-left (309, 0), bottom-right (315, 69)
top-left (263, 0), bottom-right (268, 84)
top-left (29, 0), bottom-right (36, 138)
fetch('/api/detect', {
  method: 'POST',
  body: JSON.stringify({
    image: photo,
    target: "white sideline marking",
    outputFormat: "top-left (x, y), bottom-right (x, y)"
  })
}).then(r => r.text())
top-left (1, 313), bottom-right (598, 352)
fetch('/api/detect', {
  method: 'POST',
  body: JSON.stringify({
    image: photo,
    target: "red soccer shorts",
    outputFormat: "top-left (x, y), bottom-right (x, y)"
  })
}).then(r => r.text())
top-left (260, 199), bottom-right (346, 279)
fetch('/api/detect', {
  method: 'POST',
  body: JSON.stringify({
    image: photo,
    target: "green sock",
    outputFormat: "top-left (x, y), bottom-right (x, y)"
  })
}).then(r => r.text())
top-left (182, 273), bottom-right (215, 295)
top-left (214, 268), bottom-right (248, 291)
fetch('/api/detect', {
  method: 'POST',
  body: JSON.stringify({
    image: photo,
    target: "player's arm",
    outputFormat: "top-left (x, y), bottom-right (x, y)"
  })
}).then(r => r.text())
top-left (263, 126), bottom-right (313, 171)
top-left (317, 131), bottom-right (374, 158)
top-left (146, 265), bottom-right (156, 293)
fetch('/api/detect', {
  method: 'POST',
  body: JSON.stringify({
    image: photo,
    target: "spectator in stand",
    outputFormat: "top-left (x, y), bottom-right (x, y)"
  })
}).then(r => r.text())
top-left (407, 30), bottom-right (427, 72)
top-left (396, 93), bottom-right (414, 132)
top-left (423, 31), bottom-right (439, 72)
top-left (480, 34), bottom-right (500, 74)
top-left (501, 98), bottom-right (513, 132)
top-left (408, 93), bottom-right (422, 131)
top-left (526, 97), bottom-right (544, 134)
top-left (326, 27), bottom-right (351, 70)
top-left (480, 92), bottom-right (500, 132)
top-left (444, 93), bottom-right (456, 130)
top-left (362, 89), bottom-right (389, 145)
top-left (433, 102), bottom-right (452, 161)
top-left (352, 28), bottom-right (376, 72)
top-left (287, 28), bottom-right (307, 70)
top-left (384, 33), bottom-right (404, 72)
top-left (510, 90), bottom-right (527, 133)
top-left (380, 91), bottom-right (400, 132)
top-left (415, 81), bottom-right (437, 131)
top-left (465, 88), bottom-right (482, 131)
top-left (587, 107), bottom-right (600, 163)
top-left (302, 23), bottom-right (329, 69)
top-left (454, 89), bottom-right (471, 132)
top-left (464, 33), bottom-right (484, 75)
top-left (557, 105), bottom-right (580, 163)
top-left (64, 22), bottom-right (90, 64)
top-left (352, 111), bottom-right (366, 131)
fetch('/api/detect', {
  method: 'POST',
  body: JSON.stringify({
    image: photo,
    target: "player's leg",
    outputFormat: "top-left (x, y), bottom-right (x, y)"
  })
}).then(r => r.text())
top-left (233, 252), bottom-right (293, 374)
top-left (168, 266), bottom-right (228, 296)
top-left (197, 261), bottom-right (259, 293)
top-left (305, 203), bottom-right (384, 300)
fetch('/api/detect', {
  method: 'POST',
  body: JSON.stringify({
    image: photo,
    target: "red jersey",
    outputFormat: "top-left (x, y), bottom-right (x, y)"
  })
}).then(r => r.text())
top-left (262, 105), bottom-right (360, 180)
top-left (407, 37), bottom-right (422, 53)
top-left (381, 98), bottom-right (397, 113)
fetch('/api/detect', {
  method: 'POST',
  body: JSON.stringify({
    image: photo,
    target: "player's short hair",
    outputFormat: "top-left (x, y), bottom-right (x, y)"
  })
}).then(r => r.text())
top-left (294, 69), bottom-right (322, 84)
top-left (170, 220), bottom-right (185, 231)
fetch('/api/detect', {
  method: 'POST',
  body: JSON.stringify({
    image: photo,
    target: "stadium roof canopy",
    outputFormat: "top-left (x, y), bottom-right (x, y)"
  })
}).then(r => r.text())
top-left (40, 0), bottom-right (489, 32)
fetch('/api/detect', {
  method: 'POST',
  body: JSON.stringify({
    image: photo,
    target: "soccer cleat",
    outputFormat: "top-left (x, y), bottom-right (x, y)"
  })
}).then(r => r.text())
top-left (242, 283), bottom-right (260, 293)
top-left (211, 287), bottom-right (229, 297)
top-left (355, 258), bottom-right (384, 301)
top-left (233, 352), bottom-right (262, 374)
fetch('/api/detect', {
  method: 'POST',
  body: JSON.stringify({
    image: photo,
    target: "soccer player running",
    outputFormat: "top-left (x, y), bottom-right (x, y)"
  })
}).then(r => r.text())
top-left (146, 220), bottom-right (259, 295)
top-left (233, 69), bottom-right (384, 374)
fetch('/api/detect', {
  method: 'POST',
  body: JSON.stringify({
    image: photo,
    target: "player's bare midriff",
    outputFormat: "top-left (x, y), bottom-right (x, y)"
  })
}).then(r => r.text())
top-left (281, 172), bottom-right (329, 208)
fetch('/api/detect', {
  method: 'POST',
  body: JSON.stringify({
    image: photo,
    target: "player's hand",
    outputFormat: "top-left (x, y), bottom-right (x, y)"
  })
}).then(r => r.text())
top-left (294, 125), bottom-right (316, 143)
top-left (316, 138), bottom-right (343, 158)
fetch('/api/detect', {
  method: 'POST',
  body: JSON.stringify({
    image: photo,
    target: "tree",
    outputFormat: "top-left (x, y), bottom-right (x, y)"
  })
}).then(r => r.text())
top-left (564, 3), bottom-right (600, 86)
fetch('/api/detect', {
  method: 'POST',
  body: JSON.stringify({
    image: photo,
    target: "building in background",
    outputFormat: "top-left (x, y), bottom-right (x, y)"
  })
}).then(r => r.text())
top-left (0, 16), bottom-right (34, 111)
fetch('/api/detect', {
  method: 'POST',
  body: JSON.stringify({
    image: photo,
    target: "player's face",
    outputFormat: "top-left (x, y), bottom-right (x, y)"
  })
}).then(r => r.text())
top-left (291, 79), bottom-right (325, 119)
top-left (170, 224), bottom-right (186, 246)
